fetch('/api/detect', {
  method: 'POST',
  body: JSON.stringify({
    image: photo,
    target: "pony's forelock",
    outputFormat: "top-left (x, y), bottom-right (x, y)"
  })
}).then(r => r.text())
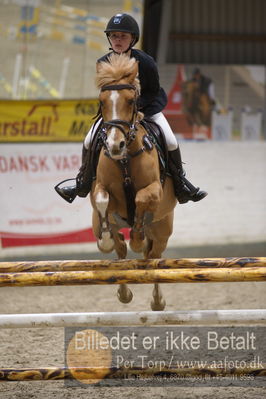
top-left (96, 53), bottom-right (140, 91)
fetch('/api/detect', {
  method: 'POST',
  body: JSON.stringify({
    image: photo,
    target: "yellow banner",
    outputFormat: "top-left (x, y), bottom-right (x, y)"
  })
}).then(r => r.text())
top-left (0, 99), bottom-right (99, 142)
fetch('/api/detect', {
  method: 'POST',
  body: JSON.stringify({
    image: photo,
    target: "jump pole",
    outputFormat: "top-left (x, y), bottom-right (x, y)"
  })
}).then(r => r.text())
top-left (1, 309), bottom-right (266, 329)
top-left (0, 257), bottom-right (265, 273)
top-left (0, 365), bottom-right (265, 381)
top-left (0, 266), bottom-right (265, 287)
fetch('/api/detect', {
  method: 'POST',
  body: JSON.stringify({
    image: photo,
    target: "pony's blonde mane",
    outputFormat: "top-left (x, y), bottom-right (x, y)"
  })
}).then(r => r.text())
top-left (96, 53), bottom-right (140, 91)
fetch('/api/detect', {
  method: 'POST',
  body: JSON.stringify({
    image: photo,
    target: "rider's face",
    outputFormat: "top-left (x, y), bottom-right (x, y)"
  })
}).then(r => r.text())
top-left (109, 32), bottom-right (133, 53)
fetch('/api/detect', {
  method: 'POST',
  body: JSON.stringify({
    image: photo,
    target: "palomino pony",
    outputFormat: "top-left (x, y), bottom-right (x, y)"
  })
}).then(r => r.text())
top-left (90, 54), bottom-right (177, 310)
top-left (182, 80), bottom-right (212, 127)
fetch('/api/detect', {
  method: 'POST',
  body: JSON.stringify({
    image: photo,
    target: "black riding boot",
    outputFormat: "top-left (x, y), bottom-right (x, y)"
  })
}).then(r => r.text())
top-left (168, 147), bottom-right (207, 204)
top-left (54, 145), bottom-right (93, 203)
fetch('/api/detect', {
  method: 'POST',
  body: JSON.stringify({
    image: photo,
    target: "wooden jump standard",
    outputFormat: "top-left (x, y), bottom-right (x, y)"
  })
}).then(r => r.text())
top-left (0, 365), bottom-right (265, 381)
top-left (0, 257), bottom-right (265, 273)
top-left (0, 266), bottom-right (265, 287)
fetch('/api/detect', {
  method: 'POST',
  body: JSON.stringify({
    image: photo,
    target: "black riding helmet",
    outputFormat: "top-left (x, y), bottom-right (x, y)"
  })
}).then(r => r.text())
top-left (105, 13), bottom-right (140, 52)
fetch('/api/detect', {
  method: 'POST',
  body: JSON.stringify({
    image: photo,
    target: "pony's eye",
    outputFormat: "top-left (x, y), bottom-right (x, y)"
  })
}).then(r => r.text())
top-left (128, 99), bottom-right (134, 105)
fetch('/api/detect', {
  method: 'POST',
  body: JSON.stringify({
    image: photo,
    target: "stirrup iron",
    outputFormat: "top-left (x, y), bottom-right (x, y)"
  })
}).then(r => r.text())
top-left (54, 178), bottom-right (77, 203)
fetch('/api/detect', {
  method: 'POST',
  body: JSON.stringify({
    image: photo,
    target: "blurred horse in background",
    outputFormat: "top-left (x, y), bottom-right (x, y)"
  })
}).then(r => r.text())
top-left (182, 80), bottom-right (212, 127)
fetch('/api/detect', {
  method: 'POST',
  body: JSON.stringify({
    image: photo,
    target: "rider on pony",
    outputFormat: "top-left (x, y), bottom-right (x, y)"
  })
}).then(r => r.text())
top-left (192, 67), bottom-right (216, 107)
top-left (55, 13), bottom-right (207, 205)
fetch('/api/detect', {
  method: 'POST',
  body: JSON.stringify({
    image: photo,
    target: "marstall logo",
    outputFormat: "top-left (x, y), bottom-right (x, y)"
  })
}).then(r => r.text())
top-left (0, 103), bottom-right (58, 138)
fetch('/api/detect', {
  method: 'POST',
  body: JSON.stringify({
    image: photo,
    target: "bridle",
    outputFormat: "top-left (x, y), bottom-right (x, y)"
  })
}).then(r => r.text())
top-left (99, 83), bottom-right (139, 148)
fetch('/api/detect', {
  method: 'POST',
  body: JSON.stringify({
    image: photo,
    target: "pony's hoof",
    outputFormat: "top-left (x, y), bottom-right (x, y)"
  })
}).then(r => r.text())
top-left (150, 299), bottom-right (166, 311)
top-left (129, 240), bottom-right (144, 253)
top-left (117, 244), bottom-right (127, 259)
top-left (129, 233), bottom-right (146, 253)
top-left (117, 287), bottom-right (133, 304)
top-left (115, 233), bottom-right (127, 258)
top-left (97, 233), bottom-right (115, 253)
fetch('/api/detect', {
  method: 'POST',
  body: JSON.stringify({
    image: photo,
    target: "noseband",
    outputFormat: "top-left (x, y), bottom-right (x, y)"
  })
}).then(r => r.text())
top-left (100, 84), bottom-right (138, 146)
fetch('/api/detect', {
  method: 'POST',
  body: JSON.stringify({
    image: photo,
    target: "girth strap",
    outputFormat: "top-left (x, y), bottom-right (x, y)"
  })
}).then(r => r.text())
top-left (103, 150), bottom-right (136, 227)
top-left (118, 158), bottom-right (136, 226)
top-left (117, 158), bottom-right (136, 227)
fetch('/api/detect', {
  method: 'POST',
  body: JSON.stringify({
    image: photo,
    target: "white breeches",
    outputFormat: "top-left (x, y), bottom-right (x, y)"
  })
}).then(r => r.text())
top-left (84, 118), bottom-right (102, 149)
top-left (84, 112), bottom-right (177, 151)
top-left (150, 112), bottom-right (177, 151)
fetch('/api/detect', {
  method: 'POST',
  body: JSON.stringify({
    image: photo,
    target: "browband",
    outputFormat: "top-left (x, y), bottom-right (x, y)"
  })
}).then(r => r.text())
top-left (101, 84), bottom-right (136, 92)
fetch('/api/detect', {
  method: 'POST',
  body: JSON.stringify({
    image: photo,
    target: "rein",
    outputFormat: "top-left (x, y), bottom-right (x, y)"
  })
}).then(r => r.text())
top-left (102, 119), bottom-right (135, 140)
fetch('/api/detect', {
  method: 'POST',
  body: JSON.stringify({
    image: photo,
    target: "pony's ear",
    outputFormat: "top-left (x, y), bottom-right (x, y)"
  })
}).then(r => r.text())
top-left (136, 111), bottom-right (144, 121)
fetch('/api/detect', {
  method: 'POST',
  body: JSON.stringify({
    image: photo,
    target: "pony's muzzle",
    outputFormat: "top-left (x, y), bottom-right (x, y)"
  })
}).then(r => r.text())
top-left (107, 141), bottom-right (126, 159)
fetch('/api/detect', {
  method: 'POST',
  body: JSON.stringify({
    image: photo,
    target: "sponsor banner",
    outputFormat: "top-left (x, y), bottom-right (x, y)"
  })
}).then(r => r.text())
top-left (0, 143), bottom-right (93, 248)
top-left (0, 99), bottom-right (99, 142)
top-left (0, 143), bottom-right (130, 248)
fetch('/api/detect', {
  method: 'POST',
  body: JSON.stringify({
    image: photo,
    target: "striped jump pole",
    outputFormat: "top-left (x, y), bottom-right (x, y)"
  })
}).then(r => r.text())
top-left (0, 309), bottom-right (266, 328)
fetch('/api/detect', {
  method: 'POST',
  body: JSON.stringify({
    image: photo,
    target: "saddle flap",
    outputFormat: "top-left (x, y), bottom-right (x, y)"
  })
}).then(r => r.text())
top-left (89, 118), bottom-right (104, 179)
top-left (140, 118), bottom-right (168, 182)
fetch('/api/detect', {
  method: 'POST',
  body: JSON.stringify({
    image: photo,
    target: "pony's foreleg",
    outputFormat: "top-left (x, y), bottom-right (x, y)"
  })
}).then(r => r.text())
top-left (113, 235), bottom-right (132, 302)
top-left (130, 182), bottom-right (162, 253)
top-left (112, 229), bottom-right (127, 259)
top-left (145, 213), bottom-right (173, 311)
top-left (94, 184), bottom-right (114, 253)
top-left (108, 228), bottom-right (132, 303)
top-left (129, 215), bottom-right (146, 253)
top-left (151, 283), bottom-right (166, 311)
